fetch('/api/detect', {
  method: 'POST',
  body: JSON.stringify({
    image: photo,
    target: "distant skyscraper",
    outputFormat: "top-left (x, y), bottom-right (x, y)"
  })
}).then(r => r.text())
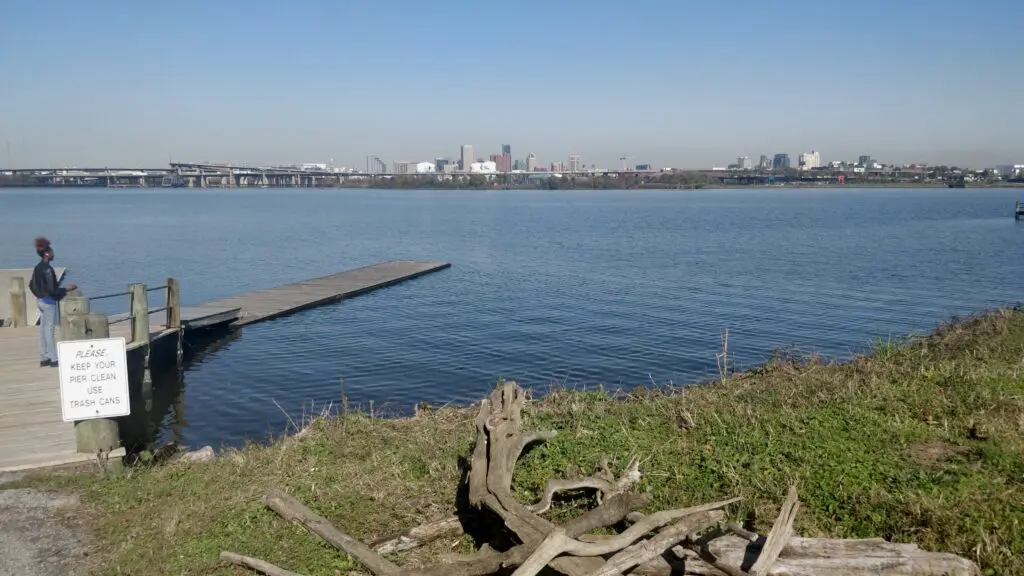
top-left (434, 157), bottom-right (450, 172)
top-left (526, 153), bottom-right (537, 172)
top-left (490, 153), bottom-right (512, 172)
top-left (460, 145), bottom-right (473, 171)
top-left (858, 155), bottom-right (873, 167)
top-left (772, 153), bottom-right (791, 169)
top-left (501, 144), bottom-right (511, 156)
top-left (736, 156), bottom-right (752, 170)
top-left (569, 154), bottom-right (581, 172)
top-left (758, 154), bottom-right (771, 170)
top-left (798, 150), bottom-right (821, 170)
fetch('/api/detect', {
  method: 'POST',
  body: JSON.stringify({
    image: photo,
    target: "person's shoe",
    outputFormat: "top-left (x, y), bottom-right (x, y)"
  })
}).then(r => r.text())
top-left (48, 361), bottom-right (59, 368)
top-left (40, 360), bottom-right (51, 367)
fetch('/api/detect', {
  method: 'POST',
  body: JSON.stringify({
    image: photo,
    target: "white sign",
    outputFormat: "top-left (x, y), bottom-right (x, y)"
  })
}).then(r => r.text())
top-left (57, 337), bottom-right (131, 422)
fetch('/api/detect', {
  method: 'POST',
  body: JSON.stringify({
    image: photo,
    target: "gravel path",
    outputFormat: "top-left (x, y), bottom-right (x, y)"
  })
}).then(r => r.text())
top-left (0, 479), bottom-right (86, 576)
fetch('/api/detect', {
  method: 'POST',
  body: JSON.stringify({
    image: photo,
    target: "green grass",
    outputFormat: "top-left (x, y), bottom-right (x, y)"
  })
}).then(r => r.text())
top-left (14, 310), bottom-right (1024, 575)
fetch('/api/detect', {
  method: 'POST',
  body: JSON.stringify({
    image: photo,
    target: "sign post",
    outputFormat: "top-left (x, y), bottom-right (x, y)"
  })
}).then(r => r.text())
top-left (56, 299), bottom-right (126, 453)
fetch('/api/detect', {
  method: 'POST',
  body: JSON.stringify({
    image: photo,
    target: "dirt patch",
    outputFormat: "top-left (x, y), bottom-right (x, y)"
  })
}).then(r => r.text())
top-left (0, 489), bottom-right (87, 576)
top-left (907, 441), bottom-right (969, 465)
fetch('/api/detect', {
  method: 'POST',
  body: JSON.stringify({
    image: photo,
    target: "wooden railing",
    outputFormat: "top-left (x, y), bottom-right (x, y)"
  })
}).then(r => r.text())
top-left (87, 278), bottom-right (181, 346)
top-left (5, 277), bottom-right (181, 344)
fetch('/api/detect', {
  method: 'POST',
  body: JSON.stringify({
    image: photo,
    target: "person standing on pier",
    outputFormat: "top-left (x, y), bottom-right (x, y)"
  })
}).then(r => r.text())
top-left (28, 237), bottom-right (75, 368)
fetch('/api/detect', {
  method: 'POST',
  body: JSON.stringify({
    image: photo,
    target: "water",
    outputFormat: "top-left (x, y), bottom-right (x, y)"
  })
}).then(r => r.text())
top-left (2, 187), bottom-right (1022, 449)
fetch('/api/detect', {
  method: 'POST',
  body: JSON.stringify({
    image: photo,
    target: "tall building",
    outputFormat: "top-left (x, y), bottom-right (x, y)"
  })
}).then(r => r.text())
top-left (501, 144), bottom-right (511, 156)
top-left (490, 153), bottom-right (512, 173)
top-left (460, 145), bottom-right (473, 171)
top-left (434, 157), bottom-right (450, 172)
top-left (526, 153), bottom-right (537, 172)
top-left (736, 156), bottom-right (752, 170)
top-left (858, 155), bottom-right (873, 167)
top-left (569, 154), bottom-right (581, 172)
top-left (513, 159), bottom-right (526, 171)
top-left (758, 154), bottom-right (770, 170)
top-left (798, 150), bottom-right (821, 170)
top-left (772, 153), bottom-right (790, 170)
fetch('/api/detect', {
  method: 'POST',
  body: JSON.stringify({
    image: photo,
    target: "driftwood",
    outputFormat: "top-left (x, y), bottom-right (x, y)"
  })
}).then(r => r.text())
top-left (222, 382), bottom-right (981, 576)
top-left (370, 515), bottom-right (464, 555)
top-left (220, 551), bottom-right (306, 576)
top-left (699, 535), bottom-right (981, 576)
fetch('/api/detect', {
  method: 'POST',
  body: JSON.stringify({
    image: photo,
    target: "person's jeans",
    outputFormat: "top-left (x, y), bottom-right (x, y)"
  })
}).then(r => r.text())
top-left (38, 300), bottom-right (58, 363)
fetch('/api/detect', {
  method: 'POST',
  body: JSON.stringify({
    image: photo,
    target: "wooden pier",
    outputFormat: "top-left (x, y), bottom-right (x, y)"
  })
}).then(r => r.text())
top-left (203, 260), bottom-right (451, 326)
top-left (0, 260), bottom-right (450, 471)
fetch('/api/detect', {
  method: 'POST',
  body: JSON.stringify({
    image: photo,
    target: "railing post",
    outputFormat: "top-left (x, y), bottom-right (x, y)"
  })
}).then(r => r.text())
top-left (166, 277), bottom-right (184, 368)
top-left (58, 296), bottom-right (90, 342)
top-left (8, 277), bottom-right (27, 328)
top-left (166, 277), bottom-right (180, 329)
top-left (129, 282), bottom-right (154, 401)
top-left (129, 283), bottom-right (149, 347)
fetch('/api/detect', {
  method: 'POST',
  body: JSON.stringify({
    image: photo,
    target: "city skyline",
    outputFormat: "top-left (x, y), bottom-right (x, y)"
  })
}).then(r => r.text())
top-left (1, 0), bottom-right (1022, 169)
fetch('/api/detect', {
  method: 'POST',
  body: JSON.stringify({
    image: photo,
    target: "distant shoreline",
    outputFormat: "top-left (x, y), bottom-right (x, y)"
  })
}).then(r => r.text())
top-left (2, 182), bottom-right (1023, 190)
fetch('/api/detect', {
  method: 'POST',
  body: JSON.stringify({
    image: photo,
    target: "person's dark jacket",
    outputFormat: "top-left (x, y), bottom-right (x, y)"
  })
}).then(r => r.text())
top-left (29, 260), bottom-right (67, 303)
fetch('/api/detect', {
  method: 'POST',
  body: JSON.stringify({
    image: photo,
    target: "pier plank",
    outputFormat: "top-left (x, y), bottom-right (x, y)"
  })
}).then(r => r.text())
top-left (200, 260), bottom-right (450, 326)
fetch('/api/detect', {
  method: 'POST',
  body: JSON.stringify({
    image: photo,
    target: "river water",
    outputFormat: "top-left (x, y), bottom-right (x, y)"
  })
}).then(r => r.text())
top-left (2, 187), bottom-right (1022, 449)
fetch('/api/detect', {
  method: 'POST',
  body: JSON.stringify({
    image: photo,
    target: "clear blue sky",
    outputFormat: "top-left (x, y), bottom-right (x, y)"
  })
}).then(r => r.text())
top-left (1, 0), bottom-right (1021, 169)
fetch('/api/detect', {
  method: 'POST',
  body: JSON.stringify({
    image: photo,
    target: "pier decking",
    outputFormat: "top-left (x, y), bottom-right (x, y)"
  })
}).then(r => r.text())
top-left (201, 260), bottom-right (451, 327)
top-left (0, 310), bottom-right (239, 471)
top-left (0, 260), bottom-right (450, 471)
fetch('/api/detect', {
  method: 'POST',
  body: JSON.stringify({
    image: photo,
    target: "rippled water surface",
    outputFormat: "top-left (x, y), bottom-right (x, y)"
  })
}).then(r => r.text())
top-left (2, 187), bottom-right (1022, 448)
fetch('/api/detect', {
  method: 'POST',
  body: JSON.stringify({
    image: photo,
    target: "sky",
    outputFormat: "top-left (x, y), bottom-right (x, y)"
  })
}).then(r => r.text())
top-left (0, 0), bottom-right (1022, 170)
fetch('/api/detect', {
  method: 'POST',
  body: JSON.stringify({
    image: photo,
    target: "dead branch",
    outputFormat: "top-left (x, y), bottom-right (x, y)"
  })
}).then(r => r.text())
top-left (264, 490), bottom-right (400, 576)
top-left (512, 498), bottom-right (741, 576)
top-left (589, 510), bottom-right (724, 576)
top-left (749, 484), bottom-right (799, 576)
top-left (370, 515), bottom-right (464, 555)
top-left (220, 551), bottom-right (307, 576)
top-left (404, 492), bottom-right (650, 576)
top-left (527, 457), bottom-right (641, 514)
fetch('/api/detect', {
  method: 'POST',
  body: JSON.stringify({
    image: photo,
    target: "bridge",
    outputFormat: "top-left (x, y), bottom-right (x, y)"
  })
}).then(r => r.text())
top-left (2, 162), bottom-right (677, 188)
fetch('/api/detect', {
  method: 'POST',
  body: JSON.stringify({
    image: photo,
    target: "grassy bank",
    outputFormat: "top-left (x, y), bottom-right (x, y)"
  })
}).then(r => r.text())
top-left (19, 310), bottom-right (1024, 575)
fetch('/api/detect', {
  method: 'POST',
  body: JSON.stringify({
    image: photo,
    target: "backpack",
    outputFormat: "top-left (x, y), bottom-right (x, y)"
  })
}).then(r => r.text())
top-left (28, 265), bottom-right (43, 299)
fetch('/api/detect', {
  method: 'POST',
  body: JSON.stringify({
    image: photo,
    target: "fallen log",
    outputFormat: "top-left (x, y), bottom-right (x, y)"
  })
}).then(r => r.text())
top-left (701, 534), bottom-right (980, 576)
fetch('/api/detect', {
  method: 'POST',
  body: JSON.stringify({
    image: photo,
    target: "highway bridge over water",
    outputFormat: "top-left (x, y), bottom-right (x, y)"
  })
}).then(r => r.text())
top-left (1, 162), bottom-right (845, 188)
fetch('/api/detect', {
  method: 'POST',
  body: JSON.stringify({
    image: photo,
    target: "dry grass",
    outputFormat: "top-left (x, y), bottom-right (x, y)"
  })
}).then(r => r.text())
top-left (14, 309), bottom-right (1024, 575)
